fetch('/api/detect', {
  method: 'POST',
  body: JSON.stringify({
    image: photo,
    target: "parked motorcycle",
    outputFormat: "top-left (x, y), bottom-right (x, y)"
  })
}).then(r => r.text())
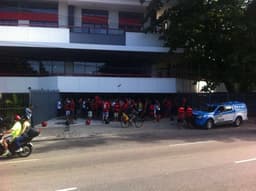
top-left (0, 128), bottom-right (40, 158)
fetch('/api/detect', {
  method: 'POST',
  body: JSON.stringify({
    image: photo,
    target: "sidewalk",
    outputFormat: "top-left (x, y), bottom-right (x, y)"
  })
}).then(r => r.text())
top-left (33, 117), bottom-right (256, 142)
top-left (33, 117), bottom-right (178, 141)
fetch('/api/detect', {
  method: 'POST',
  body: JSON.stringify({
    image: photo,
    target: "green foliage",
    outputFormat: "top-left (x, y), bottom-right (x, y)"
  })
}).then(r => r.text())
top-left (144, 0), bottom-right (256, 92)
top-left (0, 94), bottom-right (26, 125)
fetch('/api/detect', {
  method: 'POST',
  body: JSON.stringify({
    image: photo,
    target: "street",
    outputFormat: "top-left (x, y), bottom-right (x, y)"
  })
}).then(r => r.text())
top-left (1, 122), bottom-right (256, 191)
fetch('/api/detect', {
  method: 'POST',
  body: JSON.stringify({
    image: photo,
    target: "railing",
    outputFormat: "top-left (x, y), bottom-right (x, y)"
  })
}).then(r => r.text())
top-left (69, 27), bottom-right (126, 45)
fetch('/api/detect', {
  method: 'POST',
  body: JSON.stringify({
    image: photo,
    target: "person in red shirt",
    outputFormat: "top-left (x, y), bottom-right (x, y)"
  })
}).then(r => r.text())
top-left (149, 103), bottom-right (155, 120)
top-left (177, 106), bottom-right (185, 128)
top-left (64, 98), bottom-right (71, 126)
top-left (185, 106), bottom-right (193, 128)
top-left (113, 100), bottom-right (120, 121)
top-left (95, 96), bottom-right (102, 119)
top-left (102, 100), bottom-right (110, 124)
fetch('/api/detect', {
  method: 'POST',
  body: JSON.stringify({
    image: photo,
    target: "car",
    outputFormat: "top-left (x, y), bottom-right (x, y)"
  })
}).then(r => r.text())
top-left (192, 101), bottom-right (248, 129)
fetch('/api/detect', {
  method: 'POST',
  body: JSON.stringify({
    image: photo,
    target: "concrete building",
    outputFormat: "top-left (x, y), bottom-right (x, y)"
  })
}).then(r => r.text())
top-left (0, 0), bottom-right (230, 124)
top-left (0, 0), bottom-right (204, 96)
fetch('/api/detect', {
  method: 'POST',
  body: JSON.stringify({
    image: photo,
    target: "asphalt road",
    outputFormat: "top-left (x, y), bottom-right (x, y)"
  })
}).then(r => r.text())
top-left (1, 123), bottom-right (256, 191)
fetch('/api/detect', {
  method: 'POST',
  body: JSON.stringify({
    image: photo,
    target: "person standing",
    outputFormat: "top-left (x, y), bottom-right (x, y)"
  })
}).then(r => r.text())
top-left (56, 99), bottom-right (62, 117)
top-left (102, 99), bottom-right (110, 124)
top-left (64, 98), bottom-right (71, 126)
top-left (113, 100), bottom-right (120, 121)
top-left (154, 100), bottom-right (161, 122)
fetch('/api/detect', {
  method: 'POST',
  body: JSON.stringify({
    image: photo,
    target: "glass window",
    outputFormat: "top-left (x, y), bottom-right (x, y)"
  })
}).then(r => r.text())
top-left (85, 62), bottom-right (97, 74)
top-left (82, 9), bottom-right (108, 34)
top-left (30, 21), bottom-right (58, 27)
top-left (27, 60), bottom-right (40, 74)
top-left (224, 105), bottom-right (232, 112)
top-left (217, 106), bottom-right (225, 113)
top-left (74, 62), bottom-right (105, 75)
top-left (74, 62), bottom-right (85, 74)
top-left (41, 61), bottom-right (52, 75)
top-left (52, 61), bottom-right (64, 74)
top-left (0, 20), bottom-right (18, 26)
top-left (0, 1), bottom-right (58, 27)
top-left (119, 12), bottom-right (143, 32)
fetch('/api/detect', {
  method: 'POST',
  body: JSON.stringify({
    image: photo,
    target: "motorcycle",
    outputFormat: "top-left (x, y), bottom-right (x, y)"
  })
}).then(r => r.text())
top-left (0, 128), bottom-right (40, 158)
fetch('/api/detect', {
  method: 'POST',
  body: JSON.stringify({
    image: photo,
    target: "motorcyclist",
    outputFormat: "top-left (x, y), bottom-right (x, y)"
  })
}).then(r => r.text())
top-left (25, 105), bottom-right (32, 123)
top-left (14, 112), bottom-right (32, 153)
top-left (0, 114), bottom-right (22, 156)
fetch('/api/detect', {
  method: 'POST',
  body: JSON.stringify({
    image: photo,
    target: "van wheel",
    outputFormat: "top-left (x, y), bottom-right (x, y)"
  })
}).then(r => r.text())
top-left (234, 117), bottom-right (242, 127)
top-left (205, 119), bottom-right (214, 129)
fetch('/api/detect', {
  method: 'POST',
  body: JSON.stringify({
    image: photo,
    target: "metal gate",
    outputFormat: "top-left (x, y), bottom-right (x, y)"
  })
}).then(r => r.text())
top-left (30, 90), bottom-right (60, 125)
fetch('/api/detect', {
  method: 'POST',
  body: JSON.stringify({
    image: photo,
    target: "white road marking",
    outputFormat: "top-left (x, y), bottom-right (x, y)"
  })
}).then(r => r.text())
top-left (0, 159), bottom-right (40, 165)
top-left (56, 187), bottom-right (78, 191)
top-left (169, 140), bottom-right (216, 147)
top-left (235, 158), bottom-right (256, 164)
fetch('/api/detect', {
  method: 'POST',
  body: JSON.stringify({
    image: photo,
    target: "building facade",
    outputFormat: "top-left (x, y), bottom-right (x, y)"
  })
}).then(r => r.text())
top-left (0, 0), bottom-right (202, 96)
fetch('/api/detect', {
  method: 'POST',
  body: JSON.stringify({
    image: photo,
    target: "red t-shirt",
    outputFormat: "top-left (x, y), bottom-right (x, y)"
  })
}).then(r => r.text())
top-left (103, 101), bottom-right (110, 112)
top-left (114, 103), bottom-right (120, 112)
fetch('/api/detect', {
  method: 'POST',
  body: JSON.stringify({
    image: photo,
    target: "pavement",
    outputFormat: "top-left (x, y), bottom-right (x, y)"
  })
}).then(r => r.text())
top-left (33, 116), bottom-right (256, 142)
top-left (33, 117), bottom-right (178, 141)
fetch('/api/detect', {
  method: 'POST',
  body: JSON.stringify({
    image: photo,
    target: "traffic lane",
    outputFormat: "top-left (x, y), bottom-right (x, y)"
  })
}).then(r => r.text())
top-left (2, 137), bottom-right (256, 190)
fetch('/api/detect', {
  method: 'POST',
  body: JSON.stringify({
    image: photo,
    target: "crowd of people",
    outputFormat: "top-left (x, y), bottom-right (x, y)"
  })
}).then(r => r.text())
top-left (56, 95), bottom-right (191, 124)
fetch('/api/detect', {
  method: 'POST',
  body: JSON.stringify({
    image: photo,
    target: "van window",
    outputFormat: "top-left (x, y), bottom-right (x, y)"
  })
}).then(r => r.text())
top-left (224, 105), bottom-right (232, 112)
top-left (217, 106), bottom-right (224, 113)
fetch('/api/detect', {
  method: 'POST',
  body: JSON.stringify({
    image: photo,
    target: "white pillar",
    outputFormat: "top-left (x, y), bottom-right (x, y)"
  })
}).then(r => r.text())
top-left (58, 2), bottom-right (68, 27)
top-left (143, 13), bottom-right (150, 30)
top-left (74, 7), bottom-right (82, 28)
top-left (108, 10), bottom-right (119, 29)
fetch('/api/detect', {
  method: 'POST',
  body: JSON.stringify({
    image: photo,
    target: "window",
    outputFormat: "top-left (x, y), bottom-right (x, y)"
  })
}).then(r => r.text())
top-left (119, 12), bottom-right (143, 32)
top-left (82, 9), bottom-right (108, 34)
top-left (41, 61), bottom-right (51, 75)
top-left (224, 105), bottom-right (232, 112)
top-left (0, 1), bottom-right (58, 27)
top-left (74, 62), bottom-right (85, 74)
top-left (217, 106), bottom-right (225, 113)
top-left (74, 62), bottom-right (104, 75)
top-left (27, 60), bottom-right (40, 74)
top-left (52, 61), bottom-right (64, 74)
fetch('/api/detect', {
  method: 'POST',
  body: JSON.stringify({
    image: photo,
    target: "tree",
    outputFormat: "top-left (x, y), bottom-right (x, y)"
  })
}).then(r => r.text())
top-left (141, 0), bottom-right (256, 92)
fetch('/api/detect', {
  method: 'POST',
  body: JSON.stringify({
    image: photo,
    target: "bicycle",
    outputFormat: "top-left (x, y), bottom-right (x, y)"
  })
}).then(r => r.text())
top-left (120, 111), bottom-right (144, 128)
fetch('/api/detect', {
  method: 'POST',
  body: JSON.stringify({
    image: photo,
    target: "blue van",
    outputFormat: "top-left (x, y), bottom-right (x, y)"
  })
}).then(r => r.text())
top-left (192, 101), bottom-right (248, 129)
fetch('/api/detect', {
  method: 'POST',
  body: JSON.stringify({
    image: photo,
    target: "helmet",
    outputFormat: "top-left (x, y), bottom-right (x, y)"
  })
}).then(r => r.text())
top-left (15, 114), bottom-right (21, 121)
top-left (25, 108), bottom-right (32, 119)
top-left (41, 121), bottom-right (47, 127)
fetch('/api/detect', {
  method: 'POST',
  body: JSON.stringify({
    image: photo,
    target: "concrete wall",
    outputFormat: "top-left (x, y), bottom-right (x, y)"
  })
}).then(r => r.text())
top-left (0, 26), bottom-right (69, 43)
top-left (0, 76), bottom-right (177, 93)
top-left (57, 76), bottom-right (177, 93)
top-left (0, 26), bottom-right (168, 52)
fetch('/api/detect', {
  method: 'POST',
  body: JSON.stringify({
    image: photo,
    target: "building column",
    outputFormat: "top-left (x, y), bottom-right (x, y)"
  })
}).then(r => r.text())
top-left (108, 10), bottom-right (119, 29)
top-left (74, 7), bottom-right (82, 28)
top-left (58, 1), bottom-right (68, 27)
top-left (143, 13), bottom-right (151, 31)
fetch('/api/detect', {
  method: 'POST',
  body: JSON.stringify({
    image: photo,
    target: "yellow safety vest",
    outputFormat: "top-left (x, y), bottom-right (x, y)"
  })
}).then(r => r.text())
top-left (11, 121), bottom-right (22, 138)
